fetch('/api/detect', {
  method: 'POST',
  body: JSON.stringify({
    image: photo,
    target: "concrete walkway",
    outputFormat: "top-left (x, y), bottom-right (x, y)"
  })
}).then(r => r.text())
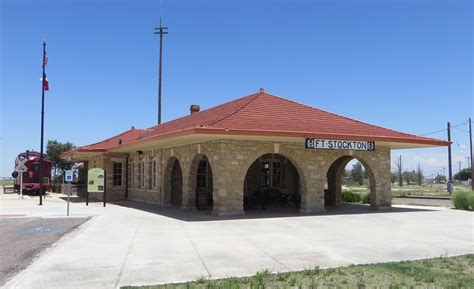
top-left (1, 193), bottom-right (473, 289)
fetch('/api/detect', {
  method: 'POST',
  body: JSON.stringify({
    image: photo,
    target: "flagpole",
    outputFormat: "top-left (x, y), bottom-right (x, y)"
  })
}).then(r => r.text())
top-left (39, 41), bottom-right (46, 206)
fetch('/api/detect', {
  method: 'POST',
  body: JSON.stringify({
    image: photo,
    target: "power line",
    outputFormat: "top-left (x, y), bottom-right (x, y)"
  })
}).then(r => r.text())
top-left (419, 120), bottom-right (469, 136)
top-left (453, 126), bottom-right (470, 133)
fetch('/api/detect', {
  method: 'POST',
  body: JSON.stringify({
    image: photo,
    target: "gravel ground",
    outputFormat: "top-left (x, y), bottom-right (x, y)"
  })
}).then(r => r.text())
top-left (0, 217), bottom-right (89, 286)
top-left (392, 197), bottom-right (453, 208)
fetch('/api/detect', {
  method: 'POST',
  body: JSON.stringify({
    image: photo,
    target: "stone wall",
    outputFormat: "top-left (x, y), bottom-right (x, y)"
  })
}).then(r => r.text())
top-left (84, 139), bottom-right (392, 215)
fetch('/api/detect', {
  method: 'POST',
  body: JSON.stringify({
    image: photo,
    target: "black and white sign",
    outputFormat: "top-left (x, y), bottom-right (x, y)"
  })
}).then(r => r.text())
top-left (305, 138), bottom-right (375, 151)
top-left (14, 157), bottom-right (28, 172)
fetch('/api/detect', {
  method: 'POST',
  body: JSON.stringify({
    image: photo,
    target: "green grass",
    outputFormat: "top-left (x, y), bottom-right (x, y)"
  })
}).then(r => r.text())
top-left (121, 254), bottom-right (474, 289)
top-left (342, 184), bottom-right (472, 198)
top-left (391, 184), bottom-right (471, 197)
top-left (0, 178), bottom-right (14, 186)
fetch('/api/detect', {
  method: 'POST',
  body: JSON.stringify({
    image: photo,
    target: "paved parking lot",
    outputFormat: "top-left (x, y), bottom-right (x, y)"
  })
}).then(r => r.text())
top-left (0, 217), bottom-right (89, 286)
top-left (1, 193), bottom-right (473, 289)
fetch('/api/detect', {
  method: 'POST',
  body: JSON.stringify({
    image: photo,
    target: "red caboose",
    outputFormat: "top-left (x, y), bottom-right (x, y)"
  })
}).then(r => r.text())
top-left (13, 151), bottom-right (53, 194)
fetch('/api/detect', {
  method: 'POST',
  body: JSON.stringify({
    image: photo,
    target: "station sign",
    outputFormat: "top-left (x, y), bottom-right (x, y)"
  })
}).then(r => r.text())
top-left (87, 168), bottom-right (105, 193)
top-left (305, 138), bottom-right (375, 151)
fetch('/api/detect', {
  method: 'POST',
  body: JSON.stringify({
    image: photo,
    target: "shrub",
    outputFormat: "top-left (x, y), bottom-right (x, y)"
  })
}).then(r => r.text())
top-left (468, 193), bottom-right (474, 210)
top-left (452, 191), bottom-right (474, 211)
top-left (342, 191), bottom-right (361, 203)
top-left (361, 192), bottom-right (370, 204)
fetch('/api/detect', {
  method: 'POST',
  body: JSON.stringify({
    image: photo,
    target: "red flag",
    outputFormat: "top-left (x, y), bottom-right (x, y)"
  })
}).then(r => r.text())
top-left (43, 53), bottom-right (48, 66)
top-left (41, 76), bottom-right (49, 91)
top-left (44, 76), bottom-right (49, 91)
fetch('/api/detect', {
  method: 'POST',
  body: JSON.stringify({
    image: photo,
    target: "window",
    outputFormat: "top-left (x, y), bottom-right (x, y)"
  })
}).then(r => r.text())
top-left (113, 162), bottom-right (122, 186)
top-left (272, 162), bottom-right (282, 187)
top-left (138, 162), bottom-right (142, 188)
top-left (261, 159), bottom-right (282, 188)
top-left (131, 162), bottom-right (134, 187)
top-left (197, 159), bottom-right (208, 189)
top-left (152, 161), bottom-right (156, 188)
top-left (148, 160), bottom-right (153, 189)
top-left (261, 162), bottom-right (270, 187)
top-left (141, 161), bottom-right (145, 188)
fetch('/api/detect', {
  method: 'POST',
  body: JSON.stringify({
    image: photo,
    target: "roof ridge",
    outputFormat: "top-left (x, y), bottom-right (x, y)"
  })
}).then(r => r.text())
top-left (201, 92), bottom-right (263, 127)
top-left (79, 128), bottom-right (144, 149)
top-left (266, 92), bottom-right (440, 141)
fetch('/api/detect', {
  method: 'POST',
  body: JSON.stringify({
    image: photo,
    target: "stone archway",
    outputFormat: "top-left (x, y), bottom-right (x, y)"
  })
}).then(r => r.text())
top-left (187, 154), bottom-right (214, 210)
top-left (325, 156), bottom-right (376, 207)
top-left (243, 153), bottom-right (300, 211)
top-left (163, 157), bottom-right (183, 207)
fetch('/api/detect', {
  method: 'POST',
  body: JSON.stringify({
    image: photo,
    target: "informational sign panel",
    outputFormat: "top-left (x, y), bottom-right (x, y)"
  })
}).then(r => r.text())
top-left (87, 168), bottom-right (105, 193)
top-left (64, 170), bottom-right (74, 183)
top-left (305, 138), bottom-right (375, 151)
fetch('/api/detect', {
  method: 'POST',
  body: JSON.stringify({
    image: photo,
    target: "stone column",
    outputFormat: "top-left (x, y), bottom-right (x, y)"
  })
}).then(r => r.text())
top-left (299, 165), bottom-right (326, 214)
top-left (368, 147), bottom-right (392, 210)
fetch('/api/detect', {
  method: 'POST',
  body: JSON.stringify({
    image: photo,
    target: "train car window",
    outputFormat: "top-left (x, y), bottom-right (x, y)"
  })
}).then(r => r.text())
top-left (33, 164), bottom-right (39, 172)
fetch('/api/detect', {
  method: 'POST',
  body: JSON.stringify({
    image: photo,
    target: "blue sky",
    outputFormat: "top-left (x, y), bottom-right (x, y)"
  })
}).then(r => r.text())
top-left (1, 0), bottom-right (472, 178)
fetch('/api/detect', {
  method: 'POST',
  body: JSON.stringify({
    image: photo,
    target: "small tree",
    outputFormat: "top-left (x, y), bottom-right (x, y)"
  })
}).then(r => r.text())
top-left (351, 162), bottom-right (364, 186)
top-left (391, 172), bottom-right (398, 184)
top-left (416, 164), bottom-right (423, 185)
top-left (435, 174), bottom-right (446, 184)
top-left (46, 140), bottom-right (76, 182)
top-left (454, 168), bottom-right (471, 181)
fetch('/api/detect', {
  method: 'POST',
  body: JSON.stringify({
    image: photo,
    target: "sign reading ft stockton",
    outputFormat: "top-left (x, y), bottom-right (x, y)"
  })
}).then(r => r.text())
top-left (305, 138), bottom-right (375, 151)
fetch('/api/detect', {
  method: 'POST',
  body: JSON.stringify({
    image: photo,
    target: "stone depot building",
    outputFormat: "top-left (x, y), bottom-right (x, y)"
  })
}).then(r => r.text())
top-left (62, 89), bottom-right (448, 216)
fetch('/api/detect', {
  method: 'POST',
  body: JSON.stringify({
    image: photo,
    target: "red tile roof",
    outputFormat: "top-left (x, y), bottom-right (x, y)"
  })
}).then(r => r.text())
top-left (77, 128), bottom-right (151, 152)
top-left (75, 90), bottom-right (449, 153)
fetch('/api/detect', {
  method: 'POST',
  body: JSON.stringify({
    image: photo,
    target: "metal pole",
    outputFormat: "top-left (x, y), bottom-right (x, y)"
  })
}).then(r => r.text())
top-left (154, 21), bottom-right (168, 125)
top-left (67, 181), bottom-right (70, 216)
top-left (39, 41), bottom-right (46, 206)
top-left (447, 122), bottom-right (453, 193)
top-left (103, 170), bottom-right (106, 207)
top-left (125, 157), bottom-right (129, 199)
top-left (158, 26), bottom-right (163, 125)
top-left (20, 172), bottom-right (23, 199)
top-left (469, 117), bottom-right (473, 190)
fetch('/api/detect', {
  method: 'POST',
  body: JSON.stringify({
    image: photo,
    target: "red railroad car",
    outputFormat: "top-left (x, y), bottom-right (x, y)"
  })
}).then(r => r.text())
top-left (13, 151), bottom-right (53, 194)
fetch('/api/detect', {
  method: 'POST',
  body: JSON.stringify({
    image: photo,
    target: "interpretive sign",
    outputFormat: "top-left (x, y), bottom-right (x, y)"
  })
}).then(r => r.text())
top-left (305, 138), bottom-right (375, 151)
top-left (87, 168), bottom-right (105, 193)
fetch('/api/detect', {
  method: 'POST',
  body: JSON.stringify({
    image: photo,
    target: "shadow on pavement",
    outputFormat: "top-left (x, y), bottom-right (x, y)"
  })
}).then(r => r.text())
top-left (101, 200), bottom-right (437, 222)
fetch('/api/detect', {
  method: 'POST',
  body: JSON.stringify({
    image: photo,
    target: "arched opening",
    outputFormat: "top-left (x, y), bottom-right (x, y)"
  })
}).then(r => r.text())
top-left (243, 153), bottom-right (300, 211)
top-left (195, 156), bottom-right (213, 210)
top-left (164, 157), bottom-right (183, 207)
top-left (325, 156), bottom-right (375, 208)
top-left (170, 160), bottom-right (183, 206)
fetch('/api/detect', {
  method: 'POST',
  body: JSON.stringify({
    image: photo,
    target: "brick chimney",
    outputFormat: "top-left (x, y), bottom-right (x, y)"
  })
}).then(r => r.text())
top-left (190, 104), bottom-right (200, 114)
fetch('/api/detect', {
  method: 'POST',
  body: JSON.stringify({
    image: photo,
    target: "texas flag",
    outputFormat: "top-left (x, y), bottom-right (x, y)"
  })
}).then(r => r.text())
top-left (40, 76), bottom-right (49, 91)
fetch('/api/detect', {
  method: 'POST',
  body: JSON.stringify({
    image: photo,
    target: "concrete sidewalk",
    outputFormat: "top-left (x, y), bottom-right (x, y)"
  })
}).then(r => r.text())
top-left (1, 193), bottom-right (473, 289)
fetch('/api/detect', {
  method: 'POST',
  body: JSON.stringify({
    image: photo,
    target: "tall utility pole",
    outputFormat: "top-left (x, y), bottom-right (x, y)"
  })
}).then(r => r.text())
top-left (154, 19), bottom-right (168, 125)
top-left (447, 122), bottom-right (453, 193)
top-left (458, 160), bottom-right (462, 174)
top-left (469, 117), bottom-right (473, 190)
top-left (39, 41), bottom-right (46, 206)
